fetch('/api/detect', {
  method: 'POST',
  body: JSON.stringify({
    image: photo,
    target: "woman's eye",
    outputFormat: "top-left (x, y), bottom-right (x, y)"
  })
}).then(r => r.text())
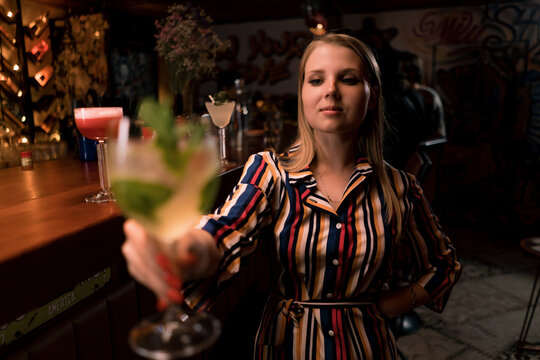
top-left (308, 78), bottom-right (322, 85)
top-left (343, 77), bottom-right (359, 85)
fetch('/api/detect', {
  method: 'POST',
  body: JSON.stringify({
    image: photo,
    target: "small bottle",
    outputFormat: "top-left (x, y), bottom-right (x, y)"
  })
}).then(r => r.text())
top-left (28, 39), bottom-right (49, 62)
top-left (20, 151), bottom-right (33, 170)
top-left (27, 12), bottom-right (48, 38)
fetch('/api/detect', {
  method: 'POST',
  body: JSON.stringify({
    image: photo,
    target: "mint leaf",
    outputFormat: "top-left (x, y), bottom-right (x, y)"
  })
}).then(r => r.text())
top-left (112, 180), bottom-right (173, 221)
top-left (137, 97), bottom-right (206, 175)
top-left (212, 91), bottom-right (229, 105)
top-left (138, 98), bottom-right (176, 151)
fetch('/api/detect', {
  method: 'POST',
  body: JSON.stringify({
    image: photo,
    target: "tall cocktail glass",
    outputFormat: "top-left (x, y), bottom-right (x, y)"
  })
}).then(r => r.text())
top-left (108, 110), bottom-right (221, 359)
top-left (74, 107), bottom-right (123, 203)
top-left (205, 101), bottom-right (235, 166)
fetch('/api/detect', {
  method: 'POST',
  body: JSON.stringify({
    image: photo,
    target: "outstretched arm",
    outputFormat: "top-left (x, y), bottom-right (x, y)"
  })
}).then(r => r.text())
top-left (121, 219), bottom-right (221, 305)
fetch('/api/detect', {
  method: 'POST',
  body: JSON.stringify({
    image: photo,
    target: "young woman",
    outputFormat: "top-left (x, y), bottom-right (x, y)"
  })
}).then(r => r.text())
top-left (122, 33), bottom-right (461, 359)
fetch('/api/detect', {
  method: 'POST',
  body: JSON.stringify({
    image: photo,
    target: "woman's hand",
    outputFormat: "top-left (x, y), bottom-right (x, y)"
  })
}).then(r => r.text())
top-left (376, 283), bottom-right (430, 319)
top-left (121, 219), bottom-right (221, 306)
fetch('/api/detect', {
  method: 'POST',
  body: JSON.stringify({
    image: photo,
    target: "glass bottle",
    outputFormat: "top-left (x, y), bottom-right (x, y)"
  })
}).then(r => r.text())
top-left (27, 12), bottom-right (48, 38)
top-left (20, 151), bottom-right (33, 170)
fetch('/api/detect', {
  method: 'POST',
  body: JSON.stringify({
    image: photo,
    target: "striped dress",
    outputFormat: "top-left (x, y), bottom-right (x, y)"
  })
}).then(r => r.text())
top-left (186, 150), bottom-right (461, 359)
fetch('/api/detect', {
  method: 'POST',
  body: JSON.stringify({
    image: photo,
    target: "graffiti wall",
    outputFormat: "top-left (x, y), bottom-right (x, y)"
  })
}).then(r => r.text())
top-left (212, 1), bottom-right (536, 147)
top-left (210, 1), bottom-right (539, 226)
top-left (206, 0), bottom-right (540, 229)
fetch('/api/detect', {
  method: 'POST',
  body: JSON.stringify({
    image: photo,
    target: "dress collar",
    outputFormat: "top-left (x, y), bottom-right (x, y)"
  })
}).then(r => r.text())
top-left (287, 156), bottom-right (374, 187)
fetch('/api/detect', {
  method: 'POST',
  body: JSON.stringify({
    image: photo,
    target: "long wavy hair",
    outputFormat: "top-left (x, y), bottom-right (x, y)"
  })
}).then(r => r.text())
top-left (279, 33), bottom-right (402, 234)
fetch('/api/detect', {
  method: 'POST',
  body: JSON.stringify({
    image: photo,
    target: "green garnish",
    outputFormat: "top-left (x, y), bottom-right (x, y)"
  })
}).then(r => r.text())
top-left (125, 97), bottom-right (221, 218)
top-left (112, 180), bottom-right (173, 221)
top-left (138, 98), bottom-right (204, 175)
top-left (212, 91), bottom-right (229, 105)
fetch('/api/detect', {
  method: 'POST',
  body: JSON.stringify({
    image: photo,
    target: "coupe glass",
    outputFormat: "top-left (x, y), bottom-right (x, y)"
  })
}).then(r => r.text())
top-left (205, 100), bottom-right (235, 166)
top-left (108, 116), bottom-right (221, 359)
top-left (74, 107), bottom-right (123, 203)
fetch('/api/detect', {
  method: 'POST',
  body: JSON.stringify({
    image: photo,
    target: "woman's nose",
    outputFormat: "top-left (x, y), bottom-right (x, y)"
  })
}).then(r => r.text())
top-left (325, 79), bottom-right (340, 99)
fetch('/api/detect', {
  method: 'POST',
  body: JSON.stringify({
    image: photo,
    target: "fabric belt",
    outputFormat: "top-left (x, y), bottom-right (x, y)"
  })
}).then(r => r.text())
top-left (271, 292), bottom-right (375, 326)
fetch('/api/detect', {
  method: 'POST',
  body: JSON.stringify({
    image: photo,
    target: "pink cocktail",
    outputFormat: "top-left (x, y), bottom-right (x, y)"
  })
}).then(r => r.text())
top-left (74, 107), bottom-right (123, 140)
top-left (74, 107), bottom-right (123, 203)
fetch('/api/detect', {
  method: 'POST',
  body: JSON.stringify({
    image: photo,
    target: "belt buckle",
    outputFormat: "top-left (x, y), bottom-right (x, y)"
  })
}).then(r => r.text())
top-left (289, 302), bottom-right (305, 321)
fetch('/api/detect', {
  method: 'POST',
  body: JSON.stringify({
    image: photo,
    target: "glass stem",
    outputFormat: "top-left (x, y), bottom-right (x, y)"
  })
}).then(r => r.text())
top-left (96, 140), bottom-right (111, 193)
top-left (218, 127), bottom-right (227, 162)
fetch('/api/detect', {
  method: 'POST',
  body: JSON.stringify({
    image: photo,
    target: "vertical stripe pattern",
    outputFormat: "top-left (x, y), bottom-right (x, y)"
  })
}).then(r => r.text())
top-left (185, 151), bottom-right (461, 359)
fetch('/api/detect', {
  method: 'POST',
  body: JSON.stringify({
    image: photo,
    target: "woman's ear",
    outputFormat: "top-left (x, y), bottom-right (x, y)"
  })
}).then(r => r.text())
top-left (368, 86), bottom-right (378, 110)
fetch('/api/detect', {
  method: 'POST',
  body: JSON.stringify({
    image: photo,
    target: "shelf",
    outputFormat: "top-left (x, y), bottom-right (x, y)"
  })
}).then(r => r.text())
top-left (0, 23), bottom-right (16, 47)
top-left (1, 105), bottom-right (24, 129)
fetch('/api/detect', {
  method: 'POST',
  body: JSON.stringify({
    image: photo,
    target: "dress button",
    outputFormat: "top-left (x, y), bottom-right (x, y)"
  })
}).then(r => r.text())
top-left (326, 293), bottom-right (333, 299)
top-left (332, 259), bottom-right (339, 266)
top-left (336, 223), bottom-right (342, 229)
top-left (328, 330), bottom-right (335, 337)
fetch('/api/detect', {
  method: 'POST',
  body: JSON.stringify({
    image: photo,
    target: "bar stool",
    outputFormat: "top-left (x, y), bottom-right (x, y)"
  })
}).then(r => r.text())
top-left (516, 237), bottom-right (540, 359)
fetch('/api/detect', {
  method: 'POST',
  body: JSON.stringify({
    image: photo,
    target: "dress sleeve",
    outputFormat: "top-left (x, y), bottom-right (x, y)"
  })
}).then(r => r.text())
top-left (184, 152), bottom-right (278, 310)
top-left (402, 175), bottom-right (462, 313)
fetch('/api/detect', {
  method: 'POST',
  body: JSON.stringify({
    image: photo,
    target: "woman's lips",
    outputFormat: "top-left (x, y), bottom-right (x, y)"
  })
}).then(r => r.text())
top-left (320, 106), bottom-right (343, 114)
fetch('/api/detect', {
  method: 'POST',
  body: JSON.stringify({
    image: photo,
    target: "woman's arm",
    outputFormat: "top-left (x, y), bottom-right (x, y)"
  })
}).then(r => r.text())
top-left (395, 173), bottom-right (462, 313)
top-left (376, 283), bottom-right (430, 319)
top-left (122, 152), bottom-right (279, 309)
top-left (121, 219), bottom-right (221, 305)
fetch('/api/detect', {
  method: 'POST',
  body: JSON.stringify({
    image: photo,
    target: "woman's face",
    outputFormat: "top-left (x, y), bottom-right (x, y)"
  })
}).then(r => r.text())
top-left (301, 44), bottom-right (375, 136)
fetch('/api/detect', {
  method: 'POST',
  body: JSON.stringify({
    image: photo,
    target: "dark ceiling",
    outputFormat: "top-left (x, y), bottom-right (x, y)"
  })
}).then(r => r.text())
top-left (32, 0), bottom-right (513, 23)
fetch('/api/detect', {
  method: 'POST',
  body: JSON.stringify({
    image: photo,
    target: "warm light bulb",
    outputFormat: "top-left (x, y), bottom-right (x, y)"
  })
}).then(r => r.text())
top-left (5, 127), bottom-right (10, 133)
top-left (17, 90), bottom-right (22, 97)
top-left (309, 23), bottom-right (326, 36)
top-left (13, 64), bottom-right (19, 71)
top-left (94, 31), bottom-right (100, 38)
top-left (20, 136), bottom-right (29, 144)
top-left (21, 116), bottom-right (26, 122)
top-left (7, 11), bottom-right (13, 18)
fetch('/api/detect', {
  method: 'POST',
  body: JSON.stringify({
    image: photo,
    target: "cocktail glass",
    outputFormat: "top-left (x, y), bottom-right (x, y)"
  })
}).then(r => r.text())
top-left (108, 114), bottom-right (221, 359)
top-left (74, 107), bottom-right (123, 203)
top-left (205, 101), bottom-right (235, 166)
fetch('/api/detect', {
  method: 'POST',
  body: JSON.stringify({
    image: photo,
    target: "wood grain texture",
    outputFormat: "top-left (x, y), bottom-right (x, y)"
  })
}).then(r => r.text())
top-left (0, 158), bottom-right (245, 325)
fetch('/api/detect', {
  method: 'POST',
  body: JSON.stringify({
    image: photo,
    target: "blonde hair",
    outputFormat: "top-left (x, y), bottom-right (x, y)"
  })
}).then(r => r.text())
top-left (279, 33), bottom-right (402, 235)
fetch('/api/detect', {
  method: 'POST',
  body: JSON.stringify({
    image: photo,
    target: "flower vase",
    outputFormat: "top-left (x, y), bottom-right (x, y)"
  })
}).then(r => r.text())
top-left (181, 78), bottom-right (196, 118)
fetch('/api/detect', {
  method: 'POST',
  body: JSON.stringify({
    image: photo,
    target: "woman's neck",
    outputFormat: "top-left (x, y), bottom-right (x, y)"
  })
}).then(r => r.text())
top-left (313, 132), bottom-right (358, 172)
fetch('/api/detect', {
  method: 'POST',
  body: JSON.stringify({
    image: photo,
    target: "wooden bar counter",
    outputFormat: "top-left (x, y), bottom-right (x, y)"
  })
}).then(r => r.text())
top-left (0, 159), bottom-right (125, 326)
top-left (0, 126), bottom-right (284, 358)
top-left (0, 157), bottom-right (248, 359)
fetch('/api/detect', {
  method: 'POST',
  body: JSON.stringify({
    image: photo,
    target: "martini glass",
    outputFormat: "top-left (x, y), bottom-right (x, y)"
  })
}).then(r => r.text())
top-left (205, 100), bottom-right (235, 166)
top-left (74, 107), bottom-right (123, 203)
top-left (108, 115), bottom-right (221, 359)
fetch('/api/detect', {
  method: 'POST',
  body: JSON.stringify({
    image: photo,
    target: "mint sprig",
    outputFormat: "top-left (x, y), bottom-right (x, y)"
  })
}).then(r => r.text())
top-left (127, 97), bottom-right (221, 219)
top-left (138, 98), bottom-right (204, 176)
top-left (112, 179), bottom-right (173, 221)
top-left (212, 91), bottom-right (229, 105)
